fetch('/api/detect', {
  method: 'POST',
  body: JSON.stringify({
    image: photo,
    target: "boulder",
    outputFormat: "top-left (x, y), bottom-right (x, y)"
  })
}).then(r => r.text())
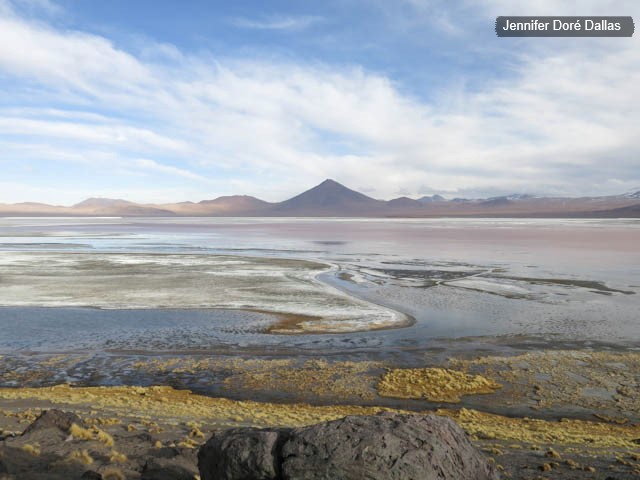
top-left (198, 428), bottom-right (282, 480)
top-left (141, 449), bottom-right (199, 480)
top-left (21, 409), bottom-right (81, 436)
top-left (198, 412), bottom-right (499, 480)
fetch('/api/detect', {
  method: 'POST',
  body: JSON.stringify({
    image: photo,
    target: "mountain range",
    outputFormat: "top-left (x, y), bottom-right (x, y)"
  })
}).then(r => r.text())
top-left (2, 179), bottom-right (640, 218)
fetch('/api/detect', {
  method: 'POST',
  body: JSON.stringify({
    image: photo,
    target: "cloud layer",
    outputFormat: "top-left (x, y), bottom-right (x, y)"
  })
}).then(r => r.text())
top-left (0, 0), bottom-right (638, 203)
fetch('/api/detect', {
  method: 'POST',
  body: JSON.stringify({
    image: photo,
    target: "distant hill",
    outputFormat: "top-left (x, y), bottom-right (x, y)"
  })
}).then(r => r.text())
top-left (591, 203), bottom-right (640, 217)
top-left (417, 194), bottom-right (445, 203)
top-left (624, 190), bottom-right (640, 199)
top-left (387, 196), bottom-right (423, 209)
top-left (161, 195), bottom-right (272, 216)
top-left (199, 195), bottom-right (269, 208)
top-left (73, 198), bottom-right (133, 209)
top-left (73, 198), bottom-right (175, 216)
top-left (1, 179), bottom-right (639, 217)
top-left (271, 179), bottom-right (384, 215)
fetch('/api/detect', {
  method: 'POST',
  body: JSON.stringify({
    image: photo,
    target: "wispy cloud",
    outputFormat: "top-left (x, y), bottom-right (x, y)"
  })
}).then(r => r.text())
top-left (0, 0), bottom-right (638, 203)
top-left (0, 0), bottom-right (61, 17)
top-left (134, 159), bottom-right (211, 183)
top-left (229, 14), bottom-right (322, 31)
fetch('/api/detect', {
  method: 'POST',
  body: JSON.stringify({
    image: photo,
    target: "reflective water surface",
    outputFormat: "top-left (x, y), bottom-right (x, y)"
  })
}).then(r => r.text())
top-left (0, 217), bottom-right (638, 356)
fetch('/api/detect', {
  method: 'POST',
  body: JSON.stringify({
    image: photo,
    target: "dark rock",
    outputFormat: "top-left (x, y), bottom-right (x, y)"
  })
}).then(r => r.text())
top-left (281, 413), bottom-right (499, 480)
top-left (80, 471), bottom-right (103, 479)
top-left (198, 412), bottom-right (499, 480)
top-left (0, 458), bottom-right (8, 474)
top-left (152, 447), bottom-right (185, 459)
top-left (198, 428), bottom-right (282, 480)
top-left (21, 409), bottom-right (81, 436)
top-left (125, 431), bottom-right (153, 443)
top-left (142, 451), bottom-right (199, 480)
top-left (145, 446), bottom-right (197, 464)
top-left (141, 464), bottom-right (196, 480)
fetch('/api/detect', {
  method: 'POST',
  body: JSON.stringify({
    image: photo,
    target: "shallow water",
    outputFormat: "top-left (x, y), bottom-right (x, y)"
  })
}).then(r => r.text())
top-left (0, 217), bottom-right (638, 354)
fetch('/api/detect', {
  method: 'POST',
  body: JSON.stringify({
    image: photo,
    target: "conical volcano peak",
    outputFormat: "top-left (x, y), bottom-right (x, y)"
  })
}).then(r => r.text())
top-left (275, 178), bottom-right (381, 213)
top-left (318, 178), bottom-right (341, 186)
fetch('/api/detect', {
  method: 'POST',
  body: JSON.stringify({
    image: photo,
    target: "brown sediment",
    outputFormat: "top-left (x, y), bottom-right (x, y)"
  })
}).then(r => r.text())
top-left (265, 311), bottom-right (414, 334)
top-left (260, 311), bottom-right (323, 334)
top-left (246, 308), bottom-right (412, 335)
top-left (377, 368), bottom-right (502, 402)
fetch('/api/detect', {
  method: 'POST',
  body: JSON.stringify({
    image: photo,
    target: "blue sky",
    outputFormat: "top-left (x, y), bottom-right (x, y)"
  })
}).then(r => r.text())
top-left (0, 0), bottom-right (638, 204)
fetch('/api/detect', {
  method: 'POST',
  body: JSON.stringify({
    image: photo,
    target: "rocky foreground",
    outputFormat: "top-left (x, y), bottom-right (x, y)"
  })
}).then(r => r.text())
top-left (1, 409), bottom-right (501, 480)
top-left (198, 412), bottom-right (499, 480)
top-left (1, 350), bottom-right (640, 479)
top-left (0, 409), bottom-right (197, 480)
top-left (1, 401), bottom-right (639, 479)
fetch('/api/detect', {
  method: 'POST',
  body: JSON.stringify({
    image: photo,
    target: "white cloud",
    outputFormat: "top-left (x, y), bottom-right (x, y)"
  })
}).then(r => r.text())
top-left (0, 117), bottom-right (190, 152)
top-left (0, 0), bottom-right (60, 17)
top-left (229, 15), bottom-right (322, 31)
top-left (474, 0), bottom-right (637, 17)
top-left (0, 0), bottom-right (638, 202)
top-left (133, 159), bottom-right (211, 182)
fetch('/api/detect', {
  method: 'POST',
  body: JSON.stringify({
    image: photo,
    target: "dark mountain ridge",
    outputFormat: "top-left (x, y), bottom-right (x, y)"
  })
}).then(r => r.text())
top-left (1, 179), bottom-right (639, 218)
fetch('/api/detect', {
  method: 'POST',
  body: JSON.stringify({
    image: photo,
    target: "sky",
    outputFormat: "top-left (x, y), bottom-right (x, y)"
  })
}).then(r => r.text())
top-left (0, 0), bottom-right (638, 204)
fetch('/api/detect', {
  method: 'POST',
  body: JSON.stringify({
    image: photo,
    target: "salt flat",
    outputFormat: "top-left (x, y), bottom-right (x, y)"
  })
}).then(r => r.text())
top-left (0, 251), bottom-right (408, 334)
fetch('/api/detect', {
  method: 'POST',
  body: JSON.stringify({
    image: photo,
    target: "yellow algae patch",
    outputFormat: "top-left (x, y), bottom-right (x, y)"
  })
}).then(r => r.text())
top-left (102, 467), bottom-right (125, 480)
top-left (21, 444), bottom-right (41, 456)
top-left (0, 384), bottom-right (393, 428)
top-left (2, 408), bottom-right (41, 424)
top-left (7, 382), bottom-right (638, 456)
top-left (378, 368), bottom-right (501, 402)
top-left (177, 437), bottom-right (200, 449)
top-left (109, 450), bottom-right (127, 463)
top-left (438, 408), bottom-right (640, 450)
top-left (96, 429), bottom-right (115, 447)
top-left (85, 417), bottom-right (121, 427)
top-left (69, 423), bottom-right (115, 446)
top-left (67, 449), bottom-right (94, 465)
top-left (70, 423), bottom-right (95, 441)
